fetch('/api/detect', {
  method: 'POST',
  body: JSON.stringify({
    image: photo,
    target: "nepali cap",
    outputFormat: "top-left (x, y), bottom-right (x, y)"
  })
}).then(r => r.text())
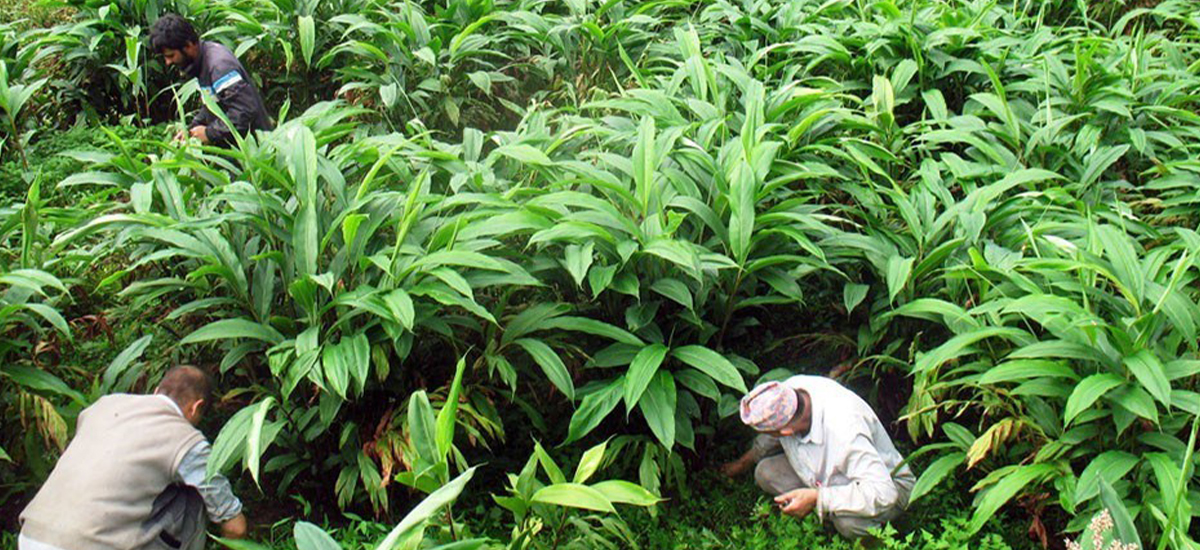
top-left (739, 381), bottom-right (798, 432)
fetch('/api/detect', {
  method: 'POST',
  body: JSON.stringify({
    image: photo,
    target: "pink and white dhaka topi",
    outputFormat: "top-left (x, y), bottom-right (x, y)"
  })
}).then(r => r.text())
top-left (739, 381), bottom-right (798, 432)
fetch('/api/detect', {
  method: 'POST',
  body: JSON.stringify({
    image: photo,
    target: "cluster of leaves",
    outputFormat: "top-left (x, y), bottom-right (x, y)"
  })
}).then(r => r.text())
top-left (2, 0), bottom-right (1200, 546)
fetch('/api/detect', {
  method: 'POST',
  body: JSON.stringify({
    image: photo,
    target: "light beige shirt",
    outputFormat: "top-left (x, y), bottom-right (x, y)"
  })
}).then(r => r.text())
top-left (753, 375), bottom-right (915, 519)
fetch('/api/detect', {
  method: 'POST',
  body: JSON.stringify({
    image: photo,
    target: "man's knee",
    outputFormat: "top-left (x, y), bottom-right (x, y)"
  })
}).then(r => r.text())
top-left (753, 455), bottom-right (801, 496)
top-left (830, 505), bottom-right (905, 539)
top-left (831, 514), bottom-right (885, 538)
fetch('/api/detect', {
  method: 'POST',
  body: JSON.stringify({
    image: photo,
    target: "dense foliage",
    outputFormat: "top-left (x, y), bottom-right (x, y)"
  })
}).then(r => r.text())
top-left (3, 0), bottom-right (1200, 547)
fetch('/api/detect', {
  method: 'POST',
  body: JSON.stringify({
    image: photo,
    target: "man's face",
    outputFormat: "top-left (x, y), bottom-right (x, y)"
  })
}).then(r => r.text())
top-left (161, 47), bottom-right (187, 68)
top-left (160, 42), bottom-right (197, 73)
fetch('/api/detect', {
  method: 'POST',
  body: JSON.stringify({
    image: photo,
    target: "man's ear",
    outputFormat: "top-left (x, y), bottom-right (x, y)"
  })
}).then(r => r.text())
top-left (188, 398), bottom-right (206, 419)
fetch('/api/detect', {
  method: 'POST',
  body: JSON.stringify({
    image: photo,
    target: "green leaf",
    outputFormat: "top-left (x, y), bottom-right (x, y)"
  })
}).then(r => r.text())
top-left (573, 440), bottom-right (608, 484)
top-left (914, 327), bottom-right (1028, 374)
top-left (633, 116), bottom-right (658, 218)
top-left (967, 464), bottom-right (1056, 534)
top-left (1125, 349), bottom-right (1171, 407)
top-left (651, 278), bottom-right (694, 310)
top-left (1099, 478), bottom-right (1143, 548)
top-left (384, 289), bottom-right (415, 330)
top-left (590, 480), bottom-right (662, 507)
top-left (670, 345), bottom-right (746, 392)
top-left (502, 303), bottom-right (569, 346)
top-left (246, 397), bottom-right (275, 486)
top-left (531, 483), bottom-right (616, 513)
top-left (323, 334), bottom-right (370, 397)
top-left (24, 304), bottom-right (70, 337)
top-left (564, 377), bottom-right (624, 445)
top-left (885, 255), bottom-right (913, 303)
top-left (408, 391), bottom-right (440, 467)
top-left (1064, 373), bottom-right (1125, 426)
top-left (542, 316), bottom-right (643, 346)
top-left (979, 360), bottom-right (1076, 384)
top-left (563, 242), bottom-right (594, 288)
top-left (3, 365), bottom-right (85, 404)
top-left (493, 144), bottom-right (553, 166)
top-left (843, 283), bottom-right (868, 315)
top-left (514, 338), bottom-right (574, 400)
top-left (377, 467), bottom-right (477, 550)
top-left (624, 344), bottom-right (669, 411)
top-left (213, 537), bottom-right (274, 550)
top-left (1073, 451), bottom-right (1139, 507)
top-left (102, 334), bottom-right (153, 392)
top-left (533, 440), bottom-right (566, 484)
top-left (638, 371), bottom-right (677, 449)
top-left (207, 404), bottom-right (256, 479)
top-left (1081, 145), bottom-right (1129, 187)
top-left (295, 521), bottom-right (341, 550)
top-left (909, 452), bottom-right (964, 504)
top-left (298, 16), bottom-right (315, 68)
top-left (436, 357), bottom-right (467, 458)
top-left (0, 446), bottom-right (10, 462)
top-left (181, 319), bottom-right (284, 345)
top-left (643, 239), bottom-right (700, 280)
top-left (1096, 224), bottom-right (1145, 304)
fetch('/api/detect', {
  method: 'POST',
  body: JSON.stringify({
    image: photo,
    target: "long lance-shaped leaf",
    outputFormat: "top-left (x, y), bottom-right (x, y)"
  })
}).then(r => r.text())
top-left (435, 356), bottom-right (467, 458)
top-left (376, 467), bottom-right (478, 550)
top-left (514, 338), bottom-right (574, 400)
top-left (670, 346), bottom-right (746, 392)
top-left (246, 397), bottom-right (275, 486)
top-left (624, 344), bottom-right (669, 413)
top-left (181, 319), bottom-right (284, 345)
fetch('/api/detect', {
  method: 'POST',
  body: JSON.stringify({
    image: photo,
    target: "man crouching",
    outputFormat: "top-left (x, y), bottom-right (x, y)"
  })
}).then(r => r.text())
top-left (18, 366), bottom-right (247, 550)
top-left (720, 375), bottom-right (915, 539)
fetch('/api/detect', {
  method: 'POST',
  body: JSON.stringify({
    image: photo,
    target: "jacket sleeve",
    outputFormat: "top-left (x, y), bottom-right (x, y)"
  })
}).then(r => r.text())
top-left (197, 63), bottom-right (260, 147)
top-left (176, 439), bottom-right (243, 523)
top-left (190, 103), bottom-right (214, 129)
top-left (816, 421), bottom-right (901, 519)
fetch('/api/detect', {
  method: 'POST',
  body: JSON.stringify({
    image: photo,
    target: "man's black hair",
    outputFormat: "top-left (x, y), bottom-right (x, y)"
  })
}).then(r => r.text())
top-left (150, 13), bottom-right (199, 53)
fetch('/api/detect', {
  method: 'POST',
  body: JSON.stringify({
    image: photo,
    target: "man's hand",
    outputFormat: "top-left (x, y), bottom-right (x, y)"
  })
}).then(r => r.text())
top-left (719, 457), bottom-right (751, 478)
top-left (775, 488), bottom-right (818, 519)
top-left (190, 125), bottom-right (210, 144)
top-left (219, 513), bottom-right (248, 539)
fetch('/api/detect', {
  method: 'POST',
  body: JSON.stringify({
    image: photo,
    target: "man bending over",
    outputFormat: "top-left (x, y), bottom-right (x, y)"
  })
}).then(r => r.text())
top-left (721, 375), bottom-right (915, 539)
top-left (19, 365), bottom-right (247, 550)
top-left (151, 14), bottom-right (272, 147)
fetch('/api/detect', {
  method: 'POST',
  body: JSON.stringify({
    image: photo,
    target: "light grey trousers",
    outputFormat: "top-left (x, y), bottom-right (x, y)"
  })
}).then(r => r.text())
top-left (754, 454), bottom-right (902, 538)
top-left (19, 485), bottom-right (206, 550)
top-left (144, 484), bottom-right (208, 550)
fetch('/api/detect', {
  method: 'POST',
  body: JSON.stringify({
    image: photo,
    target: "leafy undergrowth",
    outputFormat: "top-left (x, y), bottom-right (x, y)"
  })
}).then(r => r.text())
top-left (215, 470), bottom-right (1036, 550)
top-left (0, 123), bottom-right (169, 199)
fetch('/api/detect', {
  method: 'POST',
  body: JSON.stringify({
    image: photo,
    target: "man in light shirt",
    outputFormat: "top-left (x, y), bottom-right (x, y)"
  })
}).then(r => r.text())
top-left (18, 365), bottom-right (248, 550)
top-left (720, 375), bottom-right (915, 539)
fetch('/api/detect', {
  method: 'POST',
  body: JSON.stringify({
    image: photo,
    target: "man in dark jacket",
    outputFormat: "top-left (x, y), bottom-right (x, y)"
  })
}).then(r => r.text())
top-left (150, 14), bottom-right (272, 147)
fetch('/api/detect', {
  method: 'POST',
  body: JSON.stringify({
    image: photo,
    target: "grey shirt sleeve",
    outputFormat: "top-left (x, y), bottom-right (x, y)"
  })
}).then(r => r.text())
top-left (176, 440), bottom-right (243, 523)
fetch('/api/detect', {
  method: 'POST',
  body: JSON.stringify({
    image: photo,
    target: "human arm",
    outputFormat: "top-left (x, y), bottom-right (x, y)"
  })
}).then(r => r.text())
top-left (196, 67), bottom-right (261, 147)
top-left (719, 434), bottom-right (782, 477)
top-left (176, 440), bottom-right (245, 525)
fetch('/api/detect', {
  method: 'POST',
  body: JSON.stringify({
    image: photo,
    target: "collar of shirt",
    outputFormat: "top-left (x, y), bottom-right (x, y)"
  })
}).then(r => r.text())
top-left (785, 375), bottom-right (827, 446)
top-left (156, 393), bottom-right (184, 417)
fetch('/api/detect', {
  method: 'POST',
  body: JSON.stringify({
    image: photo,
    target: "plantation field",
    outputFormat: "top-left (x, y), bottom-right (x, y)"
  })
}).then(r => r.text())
top-left (3, 0), bottom-right (1200, 547)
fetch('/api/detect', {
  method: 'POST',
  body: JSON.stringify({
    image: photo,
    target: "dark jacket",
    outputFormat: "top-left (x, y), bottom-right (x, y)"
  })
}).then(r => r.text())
top-left (189, 41), bottom-right (272, 147)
